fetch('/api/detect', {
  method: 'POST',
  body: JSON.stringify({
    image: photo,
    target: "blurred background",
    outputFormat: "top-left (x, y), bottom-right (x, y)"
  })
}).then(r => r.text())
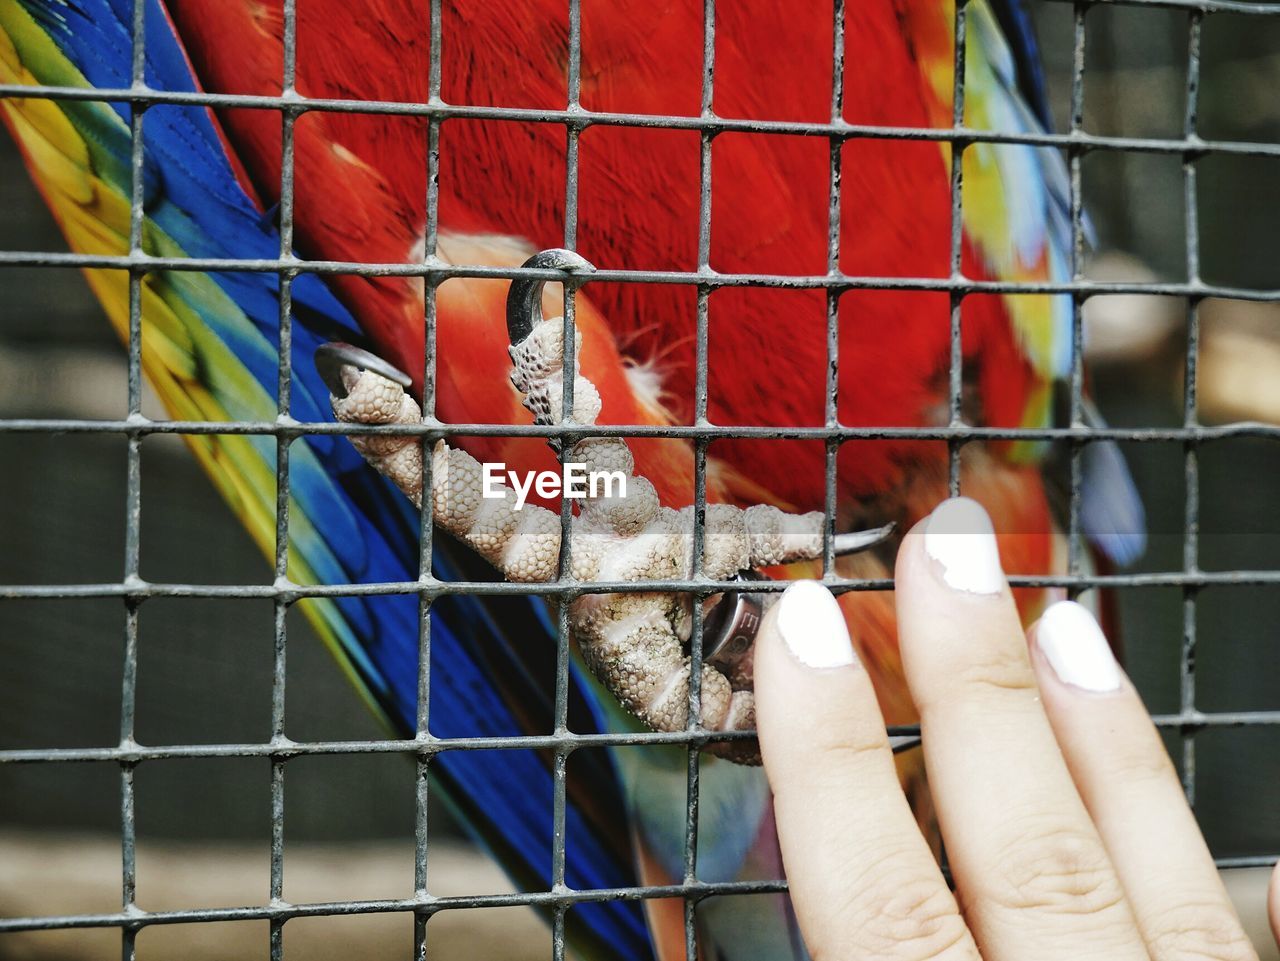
top-left (1, 2), bottom-right (1278, 959)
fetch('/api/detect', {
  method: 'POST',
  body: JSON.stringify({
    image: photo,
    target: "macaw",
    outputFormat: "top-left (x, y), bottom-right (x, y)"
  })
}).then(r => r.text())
top-left (0, 0), bottom-right (1144, 959)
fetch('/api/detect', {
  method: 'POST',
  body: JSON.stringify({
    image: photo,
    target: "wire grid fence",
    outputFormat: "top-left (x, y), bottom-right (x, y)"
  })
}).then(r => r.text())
top-left (1, 0), bottom-right (1279, 958)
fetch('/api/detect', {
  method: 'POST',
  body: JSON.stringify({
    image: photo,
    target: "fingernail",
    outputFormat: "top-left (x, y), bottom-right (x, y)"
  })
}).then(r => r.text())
top-left (923, 497), bottom-right (1004, 595)
top-left (1035, 600), bottom-right (1122, 693)
top-left (776, 580), bottom-right (857, 669)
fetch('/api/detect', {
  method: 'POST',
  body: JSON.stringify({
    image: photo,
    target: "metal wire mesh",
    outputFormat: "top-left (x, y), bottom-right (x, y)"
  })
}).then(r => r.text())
top-left (0, 0), bottom-right (1278, 959)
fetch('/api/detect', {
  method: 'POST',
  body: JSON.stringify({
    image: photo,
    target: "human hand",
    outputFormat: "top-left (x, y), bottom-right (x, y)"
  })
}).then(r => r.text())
top-left (754, 496), bottom-right (1280, 961)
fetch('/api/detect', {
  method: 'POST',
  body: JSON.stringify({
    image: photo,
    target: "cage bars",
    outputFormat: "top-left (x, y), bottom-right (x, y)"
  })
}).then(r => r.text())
top-left (268, 2), bottom-right (301, 960)
top-left (117, 1), bottom-right (148, 957)
top-left (0, 0), bottom-right (1277, 956)
top-left (412, 0), bottom-right (447, 954)
top-left (681, 0), bottom-right (717, 955)
top-left (1177, 8), bottom-right (1204, 807)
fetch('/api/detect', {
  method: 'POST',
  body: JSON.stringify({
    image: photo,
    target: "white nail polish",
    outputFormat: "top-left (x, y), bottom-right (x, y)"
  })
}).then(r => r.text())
top-left (923, 497), bottom-right (1004, 595)
top-left (776, 580), bottom-right (857, 669)
top-left (1036, 600), bottom-right (1122, 693)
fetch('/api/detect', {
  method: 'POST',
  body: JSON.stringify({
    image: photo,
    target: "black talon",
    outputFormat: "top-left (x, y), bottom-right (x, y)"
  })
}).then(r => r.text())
top-left (506, 248), bottom-right (596, 347)
top-left (315, 342), bottom-right (413, 399)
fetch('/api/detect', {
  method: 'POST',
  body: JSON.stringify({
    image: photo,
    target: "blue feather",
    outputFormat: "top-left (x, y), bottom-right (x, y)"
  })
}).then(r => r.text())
top-left (8, 1), bottom-right (650, 955)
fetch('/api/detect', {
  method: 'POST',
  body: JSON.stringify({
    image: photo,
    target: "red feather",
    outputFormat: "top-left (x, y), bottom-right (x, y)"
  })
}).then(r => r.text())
top-left (161, 14), bottom-right (1062, 937)
top-left (166, 0), bottom-right (1054, 593)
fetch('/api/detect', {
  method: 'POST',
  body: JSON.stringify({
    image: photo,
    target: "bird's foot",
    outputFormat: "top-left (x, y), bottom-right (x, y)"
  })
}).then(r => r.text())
top-left (316, 250), bottom-right (892, 764)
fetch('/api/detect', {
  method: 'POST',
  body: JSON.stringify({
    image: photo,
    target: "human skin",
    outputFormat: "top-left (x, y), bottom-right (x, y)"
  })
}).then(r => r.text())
top-left (754, 497), bottom-right (1280, 961)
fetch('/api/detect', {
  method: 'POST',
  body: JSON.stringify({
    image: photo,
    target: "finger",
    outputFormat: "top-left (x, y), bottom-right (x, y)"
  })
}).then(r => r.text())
top-left (1029, 600), bottom-right (1260, 961)
top-left (754, 580), bottom-right (979, 961)
top-left (895, 497), bottom-right (1147, 961)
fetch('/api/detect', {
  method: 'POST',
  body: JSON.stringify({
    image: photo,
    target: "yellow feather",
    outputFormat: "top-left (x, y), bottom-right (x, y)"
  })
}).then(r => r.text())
top-left (1, 0), bottom-right (390, 721)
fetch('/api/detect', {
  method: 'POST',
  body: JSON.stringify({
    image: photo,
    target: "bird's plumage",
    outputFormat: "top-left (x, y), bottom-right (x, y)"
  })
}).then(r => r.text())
top-left (2, 1), bottom-right (1144, 957)
top-left (0, 3), bottom-right (648, 956)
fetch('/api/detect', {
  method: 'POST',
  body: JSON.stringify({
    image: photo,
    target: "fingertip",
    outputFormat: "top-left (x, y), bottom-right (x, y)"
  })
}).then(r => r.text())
top-left (921, 496), bottom-right (1005, 595)
top-left (1030, 600), bottom-right (1124, 694)
top-left (893, 498), bottom-right (1022, 684)
top-left (894, 497), bottom-right (1008, 599)
top-left (754, 581), bottom-right (880, 782)
top-left (753, 581), bottom-right (861, 752)
top-left (892, 498), bottom-right (1039, 727)
top-left (774, 580), bottom-right (857, 670)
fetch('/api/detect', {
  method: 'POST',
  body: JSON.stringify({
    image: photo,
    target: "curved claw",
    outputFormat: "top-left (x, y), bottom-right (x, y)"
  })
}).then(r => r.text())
top-left (833, 521), bottom-right (897, 557)
top-left (506, 248), bottom-right (597, 347)
top-left (315, 342), bottom-right (413, 398)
